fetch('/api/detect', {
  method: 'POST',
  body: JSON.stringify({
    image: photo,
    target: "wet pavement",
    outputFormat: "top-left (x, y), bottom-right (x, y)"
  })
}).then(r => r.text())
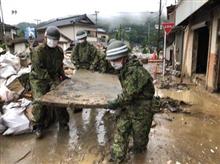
top-left (1, 85), bottom-right (220, 164)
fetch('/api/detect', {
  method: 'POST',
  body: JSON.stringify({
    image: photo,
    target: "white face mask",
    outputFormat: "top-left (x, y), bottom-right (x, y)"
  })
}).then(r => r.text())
top-left (78, 39), bottom-right (86, 44)
top-left (110, 61), bottom-right (123, 70)
top-left (47, 38), bottom-right (58, 48)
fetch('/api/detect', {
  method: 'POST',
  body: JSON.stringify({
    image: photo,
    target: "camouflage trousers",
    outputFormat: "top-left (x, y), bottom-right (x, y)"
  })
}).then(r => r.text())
top-left (111, 102), bottom-right (153, 163)
top-left (30, 80), bottom-right (69, 128)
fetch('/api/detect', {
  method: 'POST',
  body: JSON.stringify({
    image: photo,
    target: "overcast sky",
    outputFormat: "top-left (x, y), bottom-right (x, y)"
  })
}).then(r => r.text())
top-left (2, 0), bottom-right (176, 25)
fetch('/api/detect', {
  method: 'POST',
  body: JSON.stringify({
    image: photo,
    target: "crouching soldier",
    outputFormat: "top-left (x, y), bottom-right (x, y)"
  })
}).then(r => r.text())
top-left (29, 26), bottom-right (70, 139)
top-left (105, 40), bottom-right (155, 163)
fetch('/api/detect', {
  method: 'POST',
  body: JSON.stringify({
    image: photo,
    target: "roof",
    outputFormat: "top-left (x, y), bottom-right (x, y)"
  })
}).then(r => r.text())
top-left (97, 28), bottom-right (106, 34)
top-left (37, 14), bottom-right (95, 30)
top-left (0, 23), bottom-right (17, 31)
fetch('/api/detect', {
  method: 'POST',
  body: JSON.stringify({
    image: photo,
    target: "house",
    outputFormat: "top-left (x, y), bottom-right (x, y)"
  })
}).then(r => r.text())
top-left (37, 14), bottom-right (108, 51)
top-left (0, 22), bottom-right (17, 43)
top-left (169, 0), bottom-right (220, 92)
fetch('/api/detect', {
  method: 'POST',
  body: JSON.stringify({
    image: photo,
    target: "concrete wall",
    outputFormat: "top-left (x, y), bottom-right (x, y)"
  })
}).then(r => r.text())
top-left (206, 7), bottom-right (220, 91)
top-left (59, 26), bottom-right (76, 40)
top-left (174, 30), bottom-right (184, 70)
top-left (180, 5), bottom-right (220, 91)
top-left (182, 25), bottom-right (194, 77)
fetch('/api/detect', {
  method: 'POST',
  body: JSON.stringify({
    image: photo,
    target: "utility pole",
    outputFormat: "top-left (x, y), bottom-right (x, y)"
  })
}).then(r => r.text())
top-left (0, 0), bottom-right (5, 44)
top-left (34, 19), bottom-right (41, 26)
top-left (95, 11), bottom-right (99, 40)
top-left (148, 23), bottom-right (150, 43)
top-left (157, 0), bottom-right (162, 56)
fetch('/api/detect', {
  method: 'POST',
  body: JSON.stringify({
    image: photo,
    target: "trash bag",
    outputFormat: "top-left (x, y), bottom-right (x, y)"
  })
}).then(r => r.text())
top-left (1, 98), bottom-right (32, 135)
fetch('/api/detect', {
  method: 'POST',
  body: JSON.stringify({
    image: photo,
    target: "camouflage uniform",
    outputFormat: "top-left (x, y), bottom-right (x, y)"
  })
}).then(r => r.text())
top-left (71, 41), bottom-right (98, 70)
top-left (71, 41), bottom-right (116, 74)
top-left (93, 51), bottom-right (116, 74)
top-left (108, 57), bottom-right (155, 163)
top-left (29, 43), bottom-right (69, 128)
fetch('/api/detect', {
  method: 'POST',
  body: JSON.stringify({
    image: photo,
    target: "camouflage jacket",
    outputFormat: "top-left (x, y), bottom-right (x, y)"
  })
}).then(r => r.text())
top-left (109, 57), bottom-right (155, 109)
top-left (71, 41), bottom-right (98, 70)
top-left (29, 43), bottom-right (65, 84)
top-left (92, 51), bottom-right (116, 74)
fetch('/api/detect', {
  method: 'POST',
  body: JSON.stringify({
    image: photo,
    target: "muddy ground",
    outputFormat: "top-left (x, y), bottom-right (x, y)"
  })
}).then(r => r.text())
top-left (1, 63), bottom-right (220, 164)
top-left (1, 86), bottom-right (220, 164)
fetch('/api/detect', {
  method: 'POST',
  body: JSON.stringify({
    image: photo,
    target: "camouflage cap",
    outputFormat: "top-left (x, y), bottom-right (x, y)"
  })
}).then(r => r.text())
top-left (45, 26), bottom-right (60, 40)
top-left (106, 40), bottom-right (128, 60)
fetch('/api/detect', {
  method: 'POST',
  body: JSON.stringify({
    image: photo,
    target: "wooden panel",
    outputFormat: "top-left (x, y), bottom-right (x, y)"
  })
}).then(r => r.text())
top-left (39, 70), bottom-right (122, 108)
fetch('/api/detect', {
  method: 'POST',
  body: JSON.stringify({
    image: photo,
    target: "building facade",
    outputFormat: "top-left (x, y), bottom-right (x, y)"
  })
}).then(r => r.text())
top-left (171, 0), bottom-right (220, 92)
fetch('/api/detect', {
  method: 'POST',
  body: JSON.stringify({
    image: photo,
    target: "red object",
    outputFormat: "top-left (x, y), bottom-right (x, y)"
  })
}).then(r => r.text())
top-left (151, 52), bottom-right (157, 60)
top-left (162, 22), bottom-right (175, 34)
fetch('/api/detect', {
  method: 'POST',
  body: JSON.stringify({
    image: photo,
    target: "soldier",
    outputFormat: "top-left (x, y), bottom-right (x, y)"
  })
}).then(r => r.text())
top-left (93, 50), bottom-right (116, 74)
top-left (71, 30), bottom-right (98, 70)
top-left (30, 26), bottom-right (70, 139)
top-left (106, 40), bottom-right (155, 163)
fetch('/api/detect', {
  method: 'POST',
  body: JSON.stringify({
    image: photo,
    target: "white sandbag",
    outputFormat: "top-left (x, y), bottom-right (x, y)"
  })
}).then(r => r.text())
top-left (0, 63), bottom-right (17, 79)
top-left (17, 65), bottom-right (31, 76)
top-left (1, 98), bottom-right (32, 135)
top-left (0, 84), bottom-right (17, 102)
top-left (0, 114), bottom-right (6, 134)
top-left (0, 52), bottom-right (21, 71)
top-left (5, 66), bottom-right (31, 86)
top-left (0, 52), bottom-right (21, 79)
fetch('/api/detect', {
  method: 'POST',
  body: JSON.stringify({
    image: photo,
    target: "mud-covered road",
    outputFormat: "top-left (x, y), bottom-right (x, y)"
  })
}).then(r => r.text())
top-left (1, 86), bottom-right (220, 164)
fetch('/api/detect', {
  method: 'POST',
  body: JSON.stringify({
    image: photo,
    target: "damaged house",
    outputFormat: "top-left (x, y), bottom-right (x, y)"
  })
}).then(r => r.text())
top-left (37, 14), bottom-right (108, 51)
top-left (168, 0), bottom-right (220, 92)
top-left (0, 22), bottom-right (17, 43)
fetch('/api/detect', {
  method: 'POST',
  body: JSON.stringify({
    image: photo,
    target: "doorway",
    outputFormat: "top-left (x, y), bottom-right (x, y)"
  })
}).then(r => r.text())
top-left (195, 27), bottom-right (209, 74)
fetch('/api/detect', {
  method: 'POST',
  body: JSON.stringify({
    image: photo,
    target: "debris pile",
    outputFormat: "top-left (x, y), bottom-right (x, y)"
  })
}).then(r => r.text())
top-left (152, 96), bottom-right (190, 114)
top-left (0, 52), bottom-right (31, 102)
top-left (157, 76), bottom-right (190, 90)
top-left (0, 98), bottom-right (32, 135)
top-left (0, 51), bottom-right (32, 135)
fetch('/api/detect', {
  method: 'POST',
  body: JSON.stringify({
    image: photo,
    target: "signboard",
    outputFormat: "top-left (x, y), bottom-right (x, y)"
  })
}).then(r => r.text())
top-left (162, 22), bottom-right (175, 34)
top-left (161, 22), bottom-right (174, 78)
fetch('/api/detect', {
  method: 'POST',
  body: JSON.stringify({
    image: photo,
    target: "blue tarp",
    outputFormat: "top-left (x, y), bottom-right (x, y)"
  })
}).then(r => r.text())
top-left (24, 27), bottom-right (36, 40)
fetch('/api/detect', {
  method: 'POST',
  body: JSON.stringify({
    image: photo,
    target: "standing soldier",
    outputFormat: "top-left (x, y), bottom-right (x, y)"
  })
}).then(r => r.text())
top-left (106, 40), bottom-right (155, 163)
top-left (71, 30), bottom-right (98, 70)
top-left (30, 26), bottom-right (70, 139)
